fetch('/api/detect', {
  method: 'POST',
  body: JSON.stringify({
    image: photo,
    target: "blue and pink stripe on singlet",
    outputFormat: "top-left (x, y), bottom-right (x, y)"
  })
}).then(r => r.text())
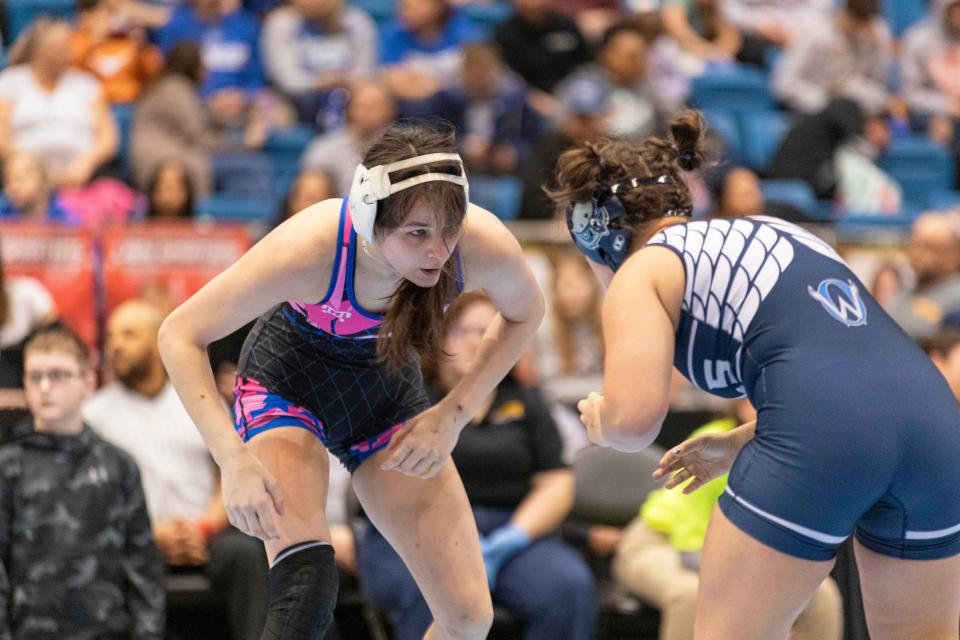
top-left (285, 197), bottom-right (464, 339)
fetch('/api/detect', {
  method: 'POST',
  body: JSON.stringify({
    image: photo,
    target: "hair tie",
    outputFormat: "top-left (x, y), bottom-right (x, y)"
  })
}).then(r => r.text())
top-left (679, 151), bottom-right (696, 167)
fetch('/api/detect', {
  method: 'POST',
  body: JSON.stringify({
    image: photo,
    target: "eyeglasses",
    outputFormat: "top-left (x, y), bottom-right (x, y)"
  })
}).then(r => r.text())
top-left (24, 369), bottom-right (81, 386)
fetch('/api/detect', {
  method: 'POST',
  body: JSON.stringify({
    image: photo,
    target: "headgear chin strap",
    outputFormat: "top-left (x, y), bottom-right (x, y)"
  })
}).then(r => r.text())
top-left (349, 152), bottom-right (469, 242)
top-left (566, 175), bottom-right (691, 272)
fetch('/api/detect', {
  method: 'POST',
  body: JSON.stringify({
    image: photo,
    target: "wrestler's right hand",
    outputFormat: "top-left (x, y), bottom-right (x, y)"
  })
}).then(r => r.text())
top-left (220, 451), bottom-right (286, 540)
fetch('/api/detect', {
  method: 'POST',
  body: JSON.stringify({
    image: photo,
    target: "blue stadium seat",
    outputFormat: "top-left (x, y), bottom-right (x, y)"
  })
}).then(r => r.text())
top-left (925, 189), bottom-right (960, 210)
top-left (691, 66), bottom-right (774, 113)
top-left (263, 125), bottom-right (315, 168)
top-left (460, 2), bottom-right (513, 38)
top-left (213, 153), bottom-right (275, 200)
top-left (110, 103), bottom-right (135, 177)
top-left (882, 0), bottom-right (928, 37)
top-left (879, 136), bottom-right (954, 205)
top-left (702, 109), bottom-right (741, 166)
top-left (349, 0), bottom-right (393, 25)
top-left (196, 195), bottom-right (277, 222)
top-left (7, 0), bottom-right (75, 41)
top-left (470, 175), bottom-right (522, 220)
top-left (739, 110), bottom-right (789, 172)
top-left (759, 179), bottom-right (827, 220)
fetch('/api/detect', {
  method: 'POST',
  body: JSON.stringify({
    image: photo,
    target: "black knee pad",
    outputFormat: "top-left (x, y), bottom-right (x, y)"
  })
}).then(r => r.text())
top-left (260, 542), bottom-right (338, 640)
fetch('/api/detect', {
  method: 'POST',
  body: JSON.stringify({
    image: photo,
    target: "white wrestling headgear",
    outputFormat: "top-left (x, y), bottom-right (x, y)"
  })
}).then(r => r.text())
top-left (349, 152), bottom-right (469, 243)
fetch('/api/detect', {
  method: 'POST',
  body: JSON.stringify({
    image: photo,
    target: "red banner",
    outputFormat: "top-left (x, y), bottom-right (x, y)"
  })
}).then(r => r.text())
top-left (0, 224), bottom-right (98, 346)
top-left (101, 222), bottom-right (252, 317)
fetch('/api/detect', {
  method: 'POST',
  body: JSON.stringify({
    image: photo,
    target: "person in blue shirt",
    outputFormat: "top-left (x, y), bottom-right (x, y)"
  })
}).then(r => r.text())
top-left (551, 109), bottom-right (960, 640)
top-left (157, 0), bottom-right (266, 126)
top-left (379, 0), bottom-right (479, 100)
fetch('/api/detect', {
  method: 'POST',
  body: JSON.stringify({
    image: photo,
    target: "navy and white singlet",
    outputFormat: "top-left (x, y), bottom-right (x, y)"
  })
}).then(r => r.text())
top-left (647, 216), bottom-right (960, 560)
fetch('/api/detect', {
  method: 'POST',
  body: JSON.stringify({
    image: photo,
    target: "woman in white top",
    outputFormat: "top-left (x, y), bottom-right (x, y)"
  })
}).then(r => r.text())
top-left (0, 18), bottom-right (119, 187)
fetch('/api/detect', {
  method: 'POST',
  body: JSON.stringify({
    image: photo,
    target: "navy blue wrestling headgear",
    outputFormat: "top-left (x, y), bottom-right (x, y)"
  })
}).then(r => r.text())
top-left (566, 174), bottom-right (691, 272)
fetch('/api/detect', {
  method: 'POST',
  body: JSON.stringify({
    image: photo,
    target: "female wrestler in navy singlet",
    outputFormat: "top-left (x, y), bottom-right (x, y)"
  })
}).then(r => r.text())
top-left (553, 111), bottom-right (960, 640)
top-left (157, 124), bottom-right (544, 640)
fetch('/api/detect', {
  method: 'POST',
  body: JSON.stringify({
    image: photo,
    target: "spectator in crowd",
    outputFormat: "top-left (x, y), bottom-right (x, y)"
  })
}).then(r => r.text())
top-left (722, 0), bottom-right (834, 50)
top-left (157, 0), bottom-right (267, 127)
top-left (766, 97), bottom-right (890, 200)
top-left (379, 0), bottom-right (479, 100)
top-left (885, 211), bottom-right (960, 339)
top-left (1, 151), bottom-right (79, 222)
top-left (416, 42), bottom-right (539, 175)
top-left (564, 21), bottom-right (662, 140)
top-left (627, 11), bottom-right (690, 114)
top-left (901, 0), bottom-right (960, 151)
top-left (146, 161), bottom-right (196, 219)
top-left (612, 401), bottom-right (844, 640)
top-left (772, 0), bottom-right (893, 116)
top-left (0, 326), bottom-right (165, 639)
top-left (0, 18), bottom-right (119, 187)
top-left (300, 80), bottom-right (396, 194)
top-left (72, 0), bottom-right (163, 104)
top-left (495, 0), bottom-right (591, 99)
top-left (83, 299), bottom-right (269, 640)
top-left (869, 261), bottom-right (905, 309)
top-left (0, 247), bottom-right (57, 396)
top-left (922, 328), bottom-right (960, 400)
top-left (660, 0), bottom-right (745, 66)
top-left (537, 250), bottom-right (604, 384)
top-left (553, 0), bottom-right (621, 41)
top-left (261, 0), bottom-right (377, 126)
top-left (274, 167), bottom-right (337, 226)
top-left (358, 292), bottom-right (596, 640)
top-left (711, 166), bottom-right (816, 222)
top-left (520, 74), bottom-right (610, 219)
top-left (131, 42), bottom-right (265, 197)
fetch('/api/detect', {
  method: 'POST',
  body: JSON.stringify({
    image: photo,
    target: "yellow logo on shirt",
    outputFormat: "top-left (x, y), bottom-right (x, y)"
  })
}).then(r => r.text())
top-left (490, 400), bottom-right (526, 424)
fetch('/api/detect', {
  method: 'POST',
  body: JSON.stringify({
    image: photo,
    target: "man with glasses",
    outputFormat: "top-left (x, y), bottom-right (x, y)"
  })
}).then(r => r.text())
top-left (0, 326), bottom-right (164, 639)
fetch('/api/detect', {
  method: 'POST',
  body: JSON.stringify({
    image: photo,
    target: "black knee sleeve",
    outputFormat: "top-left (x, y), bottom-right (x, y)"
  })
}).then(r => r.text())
top-left (259, 542), bottom-right (338, 640)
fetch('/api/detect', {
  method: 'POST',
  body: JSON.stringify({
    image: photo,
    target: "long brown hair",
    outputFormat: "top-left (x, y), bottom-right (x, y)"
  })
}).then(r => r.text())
top-left (547, 110), bottom-right (708, 228)
top-left (366, 123), bottom-right (468, 372)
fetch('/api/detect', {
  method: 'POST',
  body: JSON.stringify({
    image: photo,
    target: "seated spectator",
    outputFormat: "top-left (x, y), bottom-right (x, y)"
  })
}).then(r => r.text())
top-left (379, 0), bottom-right (480, 100)
top-left (563, 21), bottom-right (662, 140)
top-left (766, 97), bottom-right (890, 200)
top-left (146, 161), bottom-right (196, 218)
top-left (1, 151), bottom-right (79, 223)
top-left (274, 167), bottom-right (336, 226)
top-left (0, 248), bottom-right (57, 396)
top-left (901, 0), bottom-right (960, 156)
top-left (629, 11), bottom-right (690, 113)
top-left (660, 0), bottom-right (746, 67)
top-left (261, 0), bottom-right (377, 127)
top-left (537, 249), bottom-right (604, 389)
top-left (553, 0), bottom-right (620, 41)
top-left (712, 166), bottom-right (817, 223)
top-left (83, 300), bottom-right (269, 640)
top-left (885, 211), bottom-right (960, 340)
top-left (132, 42), bottom-right (264, 196)
top-left (0, 18), bottom-right (119, 187)
top-left (722, 0), bottom-right (833, 50)
top-left (1, 326), bottom-right (164, 639)
top-left (922, 328), bottom-right (960, 400)
top-left (612, 400), bottom-right (844, 640)
top-left (520, 75), bottom-right (610, 219)
top-left (358, 292), bottom-right (597, 640)
top-left (772, 0), bottom-right (893, 116)
top-left (300, 81), bottom-right (396, 194)
top-left (495, 0), bottom-right (591, 102)
top-left (415, 42), bottom-right (539, 175)
top-left (157, 0), bottom-right (269, 128)
top-left (72, 0), bottom-right (163, 104)
top-left (869, 261), bottom-right (906, 309)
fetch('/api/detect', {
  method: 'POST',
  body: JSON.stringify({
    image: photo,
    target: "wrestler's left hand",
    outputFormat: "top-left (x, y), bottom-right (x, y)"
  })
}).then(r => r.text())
top-left (381, 404), bottom-right (459, 478)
